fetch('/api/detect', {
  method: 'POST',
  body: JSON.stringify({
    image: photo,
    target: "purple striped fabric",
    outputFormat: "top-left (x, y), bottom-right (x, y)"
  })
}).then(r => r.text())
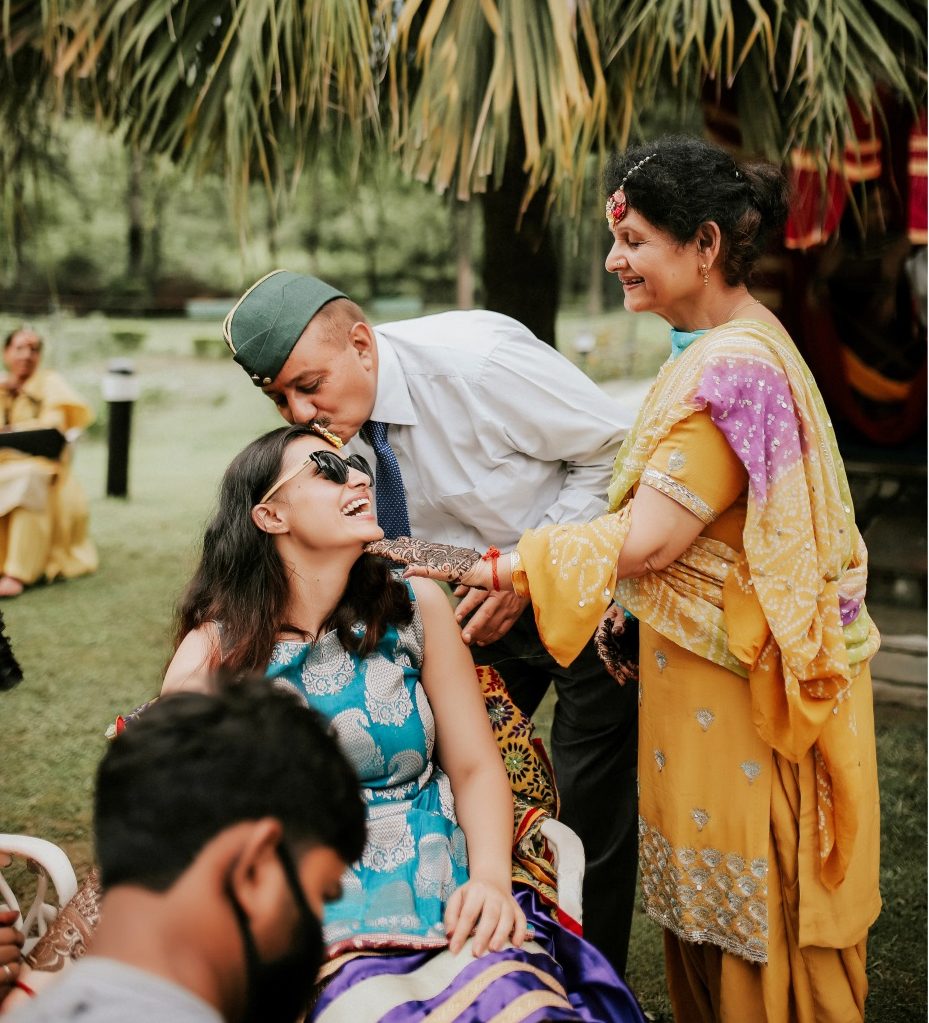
top-left (311, 886), bottom-right (645, 1022)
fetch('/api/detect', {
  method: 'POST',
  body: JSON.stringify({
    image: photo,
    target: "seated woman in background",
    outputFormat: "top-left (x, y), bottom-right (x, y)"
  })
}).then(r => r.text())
top-left (0, 327), bottom-right (97, 597)
top-left (162, 421), bottom-right (644, 1022)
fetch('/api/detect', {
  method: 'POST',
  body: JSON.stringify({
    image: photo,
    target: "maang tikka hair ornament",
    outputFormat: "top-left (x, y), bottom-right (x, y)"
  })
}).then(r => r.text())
top-left (605, 153), bottom-right (657, 229)
top-left (309, 421), bottom-right (344, 448)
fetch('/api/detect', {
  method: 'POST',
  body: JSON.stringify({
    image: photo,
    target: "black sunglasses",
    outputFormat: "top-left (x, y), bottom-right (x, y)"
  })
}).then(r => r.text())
top-left (260, 450), bottom-right (373, 503)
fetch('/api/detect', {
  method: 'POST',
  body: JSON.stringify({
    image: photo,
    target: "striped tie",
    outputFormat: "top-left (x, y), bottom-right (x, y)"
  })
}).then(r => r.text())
top-left (364, 421), bottom-right (411, 539)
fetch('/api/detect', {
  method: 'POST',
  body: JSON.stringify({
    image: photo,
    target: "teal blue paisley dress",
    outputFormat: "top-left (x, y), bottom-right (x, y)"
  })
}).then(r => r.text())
top-left (266, 583), bottom-right (470, 953)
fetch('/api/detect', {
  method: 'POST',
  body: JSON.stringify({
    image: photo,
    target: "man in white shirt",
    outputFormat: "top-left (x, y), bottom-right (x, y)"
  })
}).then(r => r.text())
top-left (7, 681), bottom-right (364, 1023)
top-left (223, 270), bottom-right (639, 975)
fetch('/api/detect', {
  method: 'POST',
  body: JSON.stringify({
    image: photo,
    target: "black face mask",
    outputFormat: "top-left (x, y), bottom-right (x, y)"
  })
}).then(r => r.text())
top-left (227, 843), bottom-right (325, 1023)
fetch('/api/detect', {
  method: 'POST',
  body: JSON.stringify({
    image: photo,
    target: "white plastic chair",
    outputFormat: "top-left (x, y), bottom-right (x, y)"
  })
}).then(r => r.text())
top-left (0, 835), bottom-right (78, 955)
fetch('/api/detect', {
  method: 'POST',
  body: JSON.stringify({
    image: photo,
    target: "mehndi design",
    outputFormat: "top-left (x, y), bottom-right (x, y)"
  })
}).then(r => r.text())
top-left (365, 536), bottom-right (483, 586)
top-left (594, 605), bottom-right (639, 686)
top-left (25, 869), bottom-right (102, 972)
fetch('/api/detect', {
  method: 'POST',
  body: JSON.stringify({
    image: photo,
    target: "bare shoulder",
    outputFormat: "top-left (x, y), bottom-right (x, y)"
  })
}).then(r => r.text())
top-left (408, 577), bottom-right (471, 666)
top-left (408, 575), bottom-right (454, 614)
top-left (162, 624), bottom-right (221, 694)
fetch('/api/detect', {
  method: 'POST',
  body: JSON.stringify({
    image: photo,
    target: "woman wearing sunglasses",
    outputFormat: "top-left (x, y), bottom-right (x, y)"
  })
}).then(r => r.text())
top-left (162, 422), bottom-right (643, 1022)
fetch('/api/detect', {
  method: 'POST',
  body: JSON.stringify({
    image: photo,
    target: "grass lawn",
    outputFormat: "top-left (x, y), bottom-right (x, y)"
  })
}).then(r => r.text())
top-left (1, 315), bottom-right (925, 1021)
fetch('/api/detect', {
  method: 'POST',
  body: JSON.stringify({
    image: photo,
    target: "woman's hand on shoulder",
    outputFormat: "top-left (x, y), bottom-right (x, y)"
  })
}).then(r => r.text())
top-left (445, 877), bottom-right (527, 957)
top-left (366, 537), bottom-right (490, 589)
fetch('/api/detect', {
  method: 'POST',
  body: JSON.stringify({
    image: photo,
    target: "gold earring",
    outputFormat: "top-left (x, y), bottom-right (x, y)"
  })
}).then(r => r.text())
top-left (700, 264), bottom-right (710, 287)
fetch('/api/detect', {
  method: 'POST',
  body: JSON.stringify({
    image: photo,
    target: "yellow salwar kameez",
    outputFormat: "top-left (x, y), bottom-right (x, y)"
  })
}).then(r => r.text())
top-left (0, 369), bottom-right (98, 585)
top-left (512, 321), bottom-right (881, 1022)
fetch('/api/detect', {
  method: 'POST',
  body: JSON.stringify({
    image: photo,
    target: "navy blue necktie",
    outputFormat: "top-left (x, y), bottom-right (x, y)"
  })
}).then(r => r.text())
top-left (365, 421), bottom-right (411, 539)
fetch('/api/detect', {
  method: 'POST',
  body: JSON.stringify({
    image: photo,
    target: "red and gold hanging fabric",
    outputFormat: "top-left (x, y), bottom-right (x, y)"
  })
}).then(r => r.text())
top-left (785, 106), bottom-right (883, 250)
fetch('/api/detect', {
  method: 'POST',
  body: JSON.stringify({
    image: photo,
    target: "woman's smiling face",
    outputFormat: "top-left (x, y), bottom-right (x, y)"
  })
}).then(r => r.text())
top-left (604, 208), bottom-right (702, 326)
top-left (262, 434), bottom-right (383, 549)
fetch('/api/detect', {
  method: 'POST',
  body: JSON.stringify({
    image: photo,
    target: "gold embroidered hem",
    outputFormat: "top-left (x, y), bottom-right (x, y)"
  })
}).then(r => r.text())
top-left (639, 815), bottom-right (769, 964)
top-left (637, 619), bottom-right (776, 963)
top-left (640, 467), bottom-right (717, 524)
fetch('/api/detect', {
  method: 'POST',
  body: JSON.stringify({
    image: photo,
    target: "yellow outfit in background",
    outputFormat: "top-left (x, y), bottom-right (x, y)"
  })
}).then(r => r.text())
top-left (0, 369), bottom-right (98, 585)
top-left (514, 321), bottom-right (881, 1022)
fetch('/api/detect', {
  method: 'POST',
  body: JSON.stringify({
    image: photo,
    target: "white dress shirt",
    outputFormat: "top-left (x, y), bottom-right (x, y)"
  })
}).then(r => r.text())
top-left (344, 310), bottom-right (630, 551)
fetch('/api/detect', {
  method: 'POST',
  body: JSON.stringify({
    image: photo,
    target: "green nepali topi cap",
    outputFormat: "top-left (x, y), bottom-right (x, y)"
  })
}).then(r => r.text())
top-left (223, 270), bottom-right (347, 385)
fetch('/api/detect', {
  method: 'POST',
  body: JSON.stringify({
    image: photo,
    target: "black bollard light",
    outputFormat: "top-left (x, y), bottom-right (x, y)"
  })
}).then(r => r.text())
top-left (103, 359), bottom-right (140, 498)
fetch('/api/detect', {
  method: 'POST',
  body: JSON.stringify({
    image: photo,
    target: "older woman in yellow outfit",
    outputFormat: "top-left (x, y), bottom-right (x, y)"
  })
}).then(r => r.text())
top-left (0, 327), bottom-right (97, 596)
top-left (372, 136), bottom-right (881, 1023)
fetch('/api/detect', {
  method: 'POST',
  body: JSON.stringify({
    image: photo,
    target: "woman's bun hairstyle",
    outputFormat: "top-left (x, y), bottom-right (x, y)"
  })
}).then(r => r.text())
top-left (604, 135), bottom-right (791, 285)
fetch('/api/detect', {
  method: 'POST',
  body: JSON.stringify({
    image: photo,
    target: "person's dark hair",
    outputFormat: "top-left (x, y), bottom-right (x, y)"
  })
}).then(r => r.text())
top-left (4, 327), bottom-right (42, 351)
top-left (604, 135), bottom-right (790, 285)
top-left (95, 677), bottom-right (366, 891)
top-left (175, 423), bottom-right (412, 673)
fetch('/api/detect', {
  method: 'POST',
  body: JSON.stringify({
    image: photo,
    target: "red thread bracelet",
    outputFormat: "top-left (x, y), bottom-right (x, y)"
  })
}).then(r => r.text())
top-left (13, 979), bottom-right (36, 997)
top-left (481, 546), bottom-right (501, 591)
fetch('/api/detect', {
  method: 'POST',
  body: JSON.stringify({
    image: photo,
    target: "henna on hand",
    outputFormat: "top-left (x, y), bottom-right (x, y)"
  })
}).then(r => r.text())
top-left (25, 869), bottom-right (101, 972)
top-left (594, 605), bottom-right (639, 687)
top-left (365, 537), bottom-right (484, 586)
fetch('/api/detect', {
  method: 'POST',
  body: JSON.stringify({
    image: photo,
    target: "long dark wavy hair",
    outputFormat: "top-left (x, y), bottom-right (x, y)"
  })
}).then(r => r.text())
top-left (175, 424), bottom-right (412, 674)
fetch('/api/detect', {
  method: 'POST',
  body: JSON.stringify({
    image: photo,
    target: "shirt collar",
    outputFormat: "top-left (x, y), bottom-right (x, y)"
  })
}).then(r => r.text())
top-left (369, 330), bottom-right (418, 426)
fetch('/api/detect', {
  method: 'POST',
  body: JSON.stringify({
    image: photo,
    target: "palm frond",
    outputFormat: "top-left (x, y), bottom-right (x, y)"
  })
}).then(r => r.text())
top-left (24, 0), bottom-right (383, 227)
top-left (2, 0), bottom-right (926, 221)
top-left (384, 0), bottom-right (607, 207)
top-left (600, 0), bottom-right (926, 167)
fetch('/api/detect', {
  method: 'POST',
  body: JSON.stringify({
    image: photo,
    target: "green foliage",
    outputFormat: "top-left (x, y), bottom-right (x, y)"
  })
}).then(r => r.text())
top-left (0, 122), bottom-right (463, 309)
top-left (5, 0), bottom-right (923, 217)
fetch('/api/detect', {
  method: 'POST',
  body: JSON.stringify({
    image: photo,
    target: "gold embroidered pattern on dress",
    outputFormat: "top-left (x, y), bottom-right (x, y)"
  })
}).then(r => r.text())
top-left (654, 749), bottom-right (666, 771)
top-left (654, 650), bottom-right (668, 672)
top-left (639, 816), bottom-right (769, 964)
top-left (740, 760), bottom-right (762, 784)
top-left (641, 467), bottom-right (717, 523)
top-left (668, 449), bottom-right (687, 472)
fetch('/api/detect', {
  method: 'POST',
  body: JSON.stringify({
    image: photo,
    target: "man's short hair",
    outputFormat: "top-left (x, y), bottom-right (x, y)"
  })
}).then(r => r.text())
top-left (94, 678), bottom-right (366, 891)
top-left (309, 298), bottom-right (369, 346)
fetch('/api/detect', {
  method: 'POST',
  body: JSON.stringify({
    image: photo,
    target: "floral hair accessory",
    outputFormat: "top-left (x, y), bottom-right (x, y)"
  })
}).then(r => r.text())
top-left (605, 190), bottom-right (628, 228)
top-left (309, 421), bottom-right (344, 449)
top-left (605, 152), bottom-right (657, 228)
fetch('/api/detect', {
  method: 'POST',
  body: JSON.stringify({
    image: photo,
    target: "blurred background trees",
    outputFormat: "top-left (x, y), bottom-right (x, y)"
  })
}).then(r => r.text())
top-left (1, 0), bottom-right (925, 344)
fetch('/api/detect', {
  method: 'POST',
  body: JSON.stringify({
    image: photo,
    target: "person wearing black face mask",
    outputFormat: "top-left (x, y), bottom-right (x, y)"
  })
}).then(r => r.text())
top-left (5, 680), bottom-right (365, 1023)
top-left (227, 843), bottom-right (325, 1023)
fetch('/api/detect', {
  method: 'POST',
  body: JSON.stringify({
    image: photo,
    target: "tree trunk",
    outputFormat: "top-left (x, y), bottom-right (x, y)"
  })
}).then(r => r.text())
top-left (267, 194), bottom-right (279, 265)
top-left (147, 171), bottom-right (169, 295)
top-left (127, 146), bottom-right (144, 280)
top-left (6, 135), bottom-right (25, 283)
top-left (587, 221), bottom-right (604, 317)
top-left (480, 151), bottom-right (559, 346)
top-left (455, 202), bottom-right (474, 309)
